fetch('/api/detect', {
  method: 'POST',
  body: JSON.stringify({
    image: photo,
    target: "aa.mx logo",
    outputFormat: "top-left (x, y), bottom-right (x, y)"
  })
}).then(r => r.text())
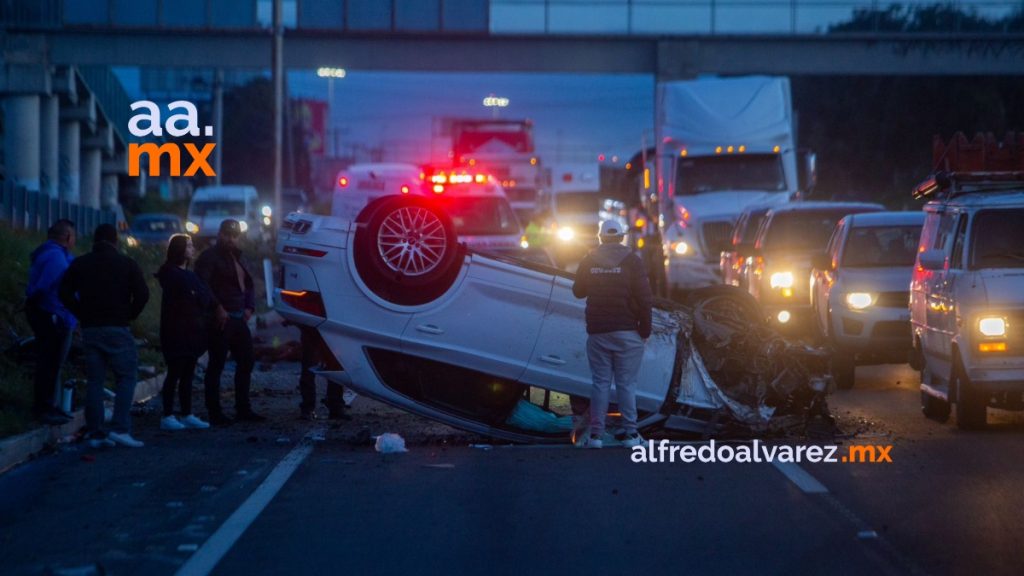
top-left (128, 100), bottom-right (216, 177)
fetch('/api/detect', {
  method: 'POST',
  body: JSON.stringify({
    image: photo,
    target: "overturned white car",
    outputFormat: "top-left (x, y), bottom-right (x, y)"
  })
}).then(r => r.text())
top-left (275, 196), bottom-right (832, 443)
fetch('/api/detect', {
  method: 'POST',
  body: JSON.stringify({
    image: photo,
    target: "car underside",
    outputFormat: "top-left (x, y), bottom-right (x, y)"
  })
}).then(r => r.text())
top-left (276, 196), bottom-right (835, 444)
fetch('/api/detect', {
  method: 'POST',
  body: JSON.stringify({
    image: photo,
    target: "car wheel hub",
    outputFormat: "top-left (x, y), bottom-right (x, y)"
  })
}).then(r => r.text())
top-left (378, 207), bottom-right (447, 276)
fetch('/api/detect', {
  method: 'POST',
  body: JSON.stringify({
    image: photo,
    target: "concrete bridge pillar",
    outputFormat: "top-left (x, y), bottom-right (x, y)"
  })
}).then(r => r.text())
top-left (100, 174), bottom-right (119, 210)
top-left (80, 148), bottom-right (102, 209)
top-left (3, 95), bottom-right (41, 192)
top-left (39, 95), bottom-right (60, 198)
top-left (58, 119), bottom-right (81, 203)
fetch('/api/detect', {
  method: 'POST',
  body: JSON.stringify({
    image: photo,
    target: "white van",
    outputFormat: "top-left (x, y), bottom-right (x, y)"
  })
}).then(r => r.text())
top-left (331, 163), bottom-right (424, 222)
top-left (186, 185), bottom-right (261, 241)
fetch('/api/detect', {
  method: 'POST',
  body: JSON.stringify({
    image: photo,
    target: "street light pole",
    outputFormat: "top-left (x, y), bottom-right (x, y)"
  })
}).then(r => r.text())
top-left (317, 67), bottom-right (346, 158)
top-left (272, 0), bottom-right (283, 231)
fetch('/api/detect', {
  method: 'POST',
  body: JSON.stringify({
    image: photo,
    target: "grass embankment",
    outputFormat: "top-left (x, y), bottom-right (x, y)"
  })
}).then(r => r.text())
top-left (0, 224), bottom-right (166, 439)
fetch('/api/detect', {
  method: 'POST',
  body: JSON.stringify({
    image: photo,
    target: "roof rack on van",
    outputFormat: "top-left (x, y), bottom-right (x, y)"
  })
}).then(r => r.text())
top-left (912, 132), bottom-right (1024, 199)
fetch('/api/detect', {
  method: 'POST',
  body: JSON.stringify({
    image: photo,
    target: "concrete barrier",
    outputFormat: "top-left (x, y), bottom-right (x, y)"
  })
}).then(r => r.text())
top-left (0, 373), bottom-right (165, 475)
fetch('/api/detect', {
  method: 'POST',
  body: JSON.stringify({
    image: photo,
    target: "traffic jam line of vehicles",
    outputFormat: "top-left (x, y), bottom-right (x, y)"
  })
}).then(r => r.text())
top-left (260, 92), bottom-right (1022, 441)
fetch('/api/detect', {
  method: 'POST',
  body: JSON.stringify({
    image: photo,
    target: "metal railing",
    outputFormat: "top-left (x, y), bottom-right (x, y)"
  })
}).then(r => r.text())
top-left (1, 182), bottom-right (116, 235)
top-left (1, 0), bottom-right (1021, 35)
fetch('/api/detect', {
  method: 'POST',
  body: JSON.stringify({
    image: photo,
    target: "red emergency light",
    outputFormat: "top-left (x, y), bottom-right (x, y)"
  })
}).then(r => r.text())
top-left (338, 176), bottom-right (349, 188)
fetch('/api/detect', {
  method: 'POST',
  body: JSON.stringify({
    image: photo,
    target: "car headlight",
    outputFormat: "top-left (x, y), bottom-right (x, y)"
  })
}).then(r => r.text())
top-left (126, 236), bottom-right (139, 248)
top-left (978, 316), bottom-right (1007, 337)
top-left (185, 221), bottom-right (199, 234)
top-left (262, 216), bottom-right (272, 226)
top-left (238, 220), bottom-right (249, 233)
top-left (845, 292), bottom-right (874, 310)
top-left (520, 235), bottom-right (530, 249)
top-left (672, 241), bottom-right (689, 256)
top-left (770, 271), bottom-right (794, 289)
top-left (557, 226), bottom-right (575, 242)
top-left (261, 204), bottom-right (273, 217)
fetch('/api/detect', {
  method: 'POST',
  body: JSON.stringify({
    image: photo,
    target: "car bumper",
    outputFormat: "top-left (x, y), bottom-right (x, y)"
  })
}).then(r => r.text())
top-left (667, 256), bottom-right (721, 290)
top-left (831, 306), bottom-right (912, 358)
top-left (964, 356), bottom-right (1024, 391)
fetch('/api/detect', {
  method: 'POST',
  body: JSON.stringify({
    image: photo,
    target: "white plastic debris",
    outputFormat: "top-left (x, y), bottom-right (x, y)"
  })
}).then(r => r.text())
top-left (374, 433), bottom-right (408, 453)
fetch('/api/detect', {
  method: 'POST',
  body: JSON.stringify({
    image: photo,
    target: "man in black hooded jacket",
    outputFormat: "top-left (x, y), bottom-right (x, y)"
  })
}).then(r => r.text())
top-left (572, 219), bottom-right (653, 449)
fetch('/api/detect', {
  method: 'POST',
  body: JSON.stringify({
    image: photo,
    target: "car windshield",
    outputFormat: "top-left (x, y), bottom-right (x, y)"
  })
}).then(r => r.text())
top-left (133, 218), bottom-right (180, 233)
top-left (556, 192), bottom-right (600, 216)
top-left (191, 201), bottom-right (245, 216)
top-left (441, 197), bottom-right (520, 236)
top-left (970, 208), bottom-right (1024, 269)
top-left (763, 209), bottom-right (864, 252)
top-left (841, 225), bottom-right (922, 267)
top-left (675, 154), bottom-right (786, 196)
top-left (738, 211), bottom-right (768, 244)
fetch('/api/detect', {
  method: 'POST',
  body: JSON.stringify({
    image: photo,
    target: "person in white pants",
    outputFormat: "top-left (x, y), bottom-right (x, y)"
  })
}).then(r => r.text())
top-left (572, 220), bottom-right (653, 448)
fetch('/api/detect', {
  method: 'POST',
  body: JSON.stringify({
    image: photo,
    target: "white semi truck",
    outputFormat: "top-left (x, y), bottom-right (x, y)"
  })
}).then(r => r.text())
top-left (655, 76), bottom-right (814, 294)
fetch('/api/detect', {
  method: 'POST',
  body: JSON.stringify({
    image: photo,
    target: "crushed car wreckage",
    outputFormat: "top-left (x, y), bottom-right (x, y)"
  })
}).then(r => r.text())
top-left (275, 195), bottom-right (834, 443)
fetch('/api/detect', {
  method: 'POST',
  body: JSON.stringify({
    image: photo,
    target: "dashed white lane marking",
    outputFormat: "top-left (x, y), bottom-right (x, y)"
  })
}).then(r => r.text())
top-left (772, 461), bottom-right (829, 494)
top-left (173, 441), bottom-right (314, 576)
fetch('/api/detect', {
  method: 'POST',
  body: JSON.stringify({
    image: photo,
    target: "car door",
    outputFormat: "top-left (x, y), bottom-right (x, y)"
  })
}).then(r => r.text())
top-left (814, 220), bottom-right (845, 337)
top-left (921, 210), bottom-right (960, 378)
top-left (401, 255), bottom-right (554, 382)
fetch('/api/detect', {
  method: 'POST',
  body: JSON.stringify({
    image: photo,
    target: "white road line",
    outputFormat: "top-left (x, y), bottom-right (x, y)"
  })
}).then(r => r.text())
top-left (174, 442), bottom-right (314, 576)
top-left (772, 461), bottom-right (829, 494)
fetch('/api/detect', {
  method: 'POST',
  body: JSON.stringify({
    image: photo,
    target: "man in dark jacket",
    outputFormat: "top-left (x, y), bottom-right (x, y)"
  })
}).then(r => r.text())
top-left (572, 219), bottom-right (653, 449)
top-left (26, 219), bottom-right (77, 424)
top-left (59, 224), bottom-right (150, 448)
top-left (194, 219), bottom-right (264, 423)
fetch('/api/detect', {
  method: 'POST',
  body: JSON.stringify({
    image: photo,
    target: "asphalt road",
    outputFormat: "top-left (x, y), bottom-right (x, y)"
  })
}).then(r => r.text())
top-left (2, 362), bottom-right (1024, 576)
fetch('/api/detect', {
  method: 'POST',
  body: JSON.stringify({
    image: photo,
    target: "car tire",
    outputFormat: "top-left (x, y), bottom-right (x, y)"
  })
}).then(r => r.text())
top-left (831, 351), bottom-right (855, 390)
top-left (353, 195), bottom-right (464, 306)
top-left (953, 353), bottom-right (987, 430)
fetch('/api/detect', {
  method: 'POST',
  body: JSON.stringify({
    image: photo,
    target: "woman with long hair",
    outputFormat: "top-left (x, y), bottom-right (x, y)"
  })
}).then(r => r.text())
top-left (156, 234), bottom-right (222, 430)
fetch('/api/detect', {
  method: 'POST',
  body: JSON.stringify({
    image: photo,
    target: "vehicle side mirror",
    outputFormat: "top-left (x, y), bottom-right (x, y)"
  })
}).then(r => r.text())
top-left (919, 249), bottom-right (945, 271)
top-left (797, 149), bottom-right (817, 198)
top-left (811, 253), bottom-right (832, 271)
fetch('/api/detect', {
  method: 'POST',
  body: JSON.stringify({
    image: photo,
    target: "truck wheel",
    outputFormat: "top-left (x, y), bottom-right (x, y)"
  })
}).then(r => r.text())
top-left (953, 354), bottom-right (987, 430)
top-left (353, 195), bottom-right (464, 306)
top-left (831, 351), bottom-right (855, 390)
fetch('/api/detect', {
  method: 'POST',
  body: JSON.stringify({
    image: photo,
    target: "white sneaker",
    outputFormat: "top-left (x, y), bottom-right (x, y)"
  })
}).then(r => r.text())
top-left (616, 431), bottom-right (644, 448)
top-left (108, 431), bottom-right (145, 448)
top-left (585, 434), bottom-right (603, 449)
top-left (160, 416), bottom-right (186, 431)
top-left (180, 414), bottom-right (210, 429)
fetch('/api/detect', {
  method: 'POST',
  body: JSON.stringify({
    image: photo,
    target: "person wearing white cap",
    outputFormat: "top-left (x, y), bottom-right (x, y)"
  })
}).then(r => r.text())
top-left (572, 219), bottom-right (653, 448)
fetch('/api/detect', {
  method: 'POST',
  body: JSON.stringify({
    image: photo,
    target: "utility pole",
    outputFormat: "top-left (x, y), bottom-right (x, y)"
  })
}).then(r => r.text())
top-left (213, 68), bottom-right (223, 186)
top-left (272, 0), bottom-right (283, 228)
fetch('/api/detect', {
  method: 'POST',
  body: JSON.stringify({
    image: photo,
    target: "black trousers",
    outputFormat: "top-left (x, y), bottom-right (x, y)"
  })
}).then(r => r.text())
top-left (26, 303), bottom-right (72, 414)
top-left (299, 327), bottom-right (343, 413)
top-left (205, 317), bottom-right (255, 414)
top-left (162, 356), bottom-right (197, 416)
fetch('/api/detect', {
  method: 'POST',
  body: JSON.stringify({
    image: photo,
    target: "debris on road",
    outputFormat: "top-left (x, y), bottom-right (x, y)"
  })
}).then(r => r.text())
top-left (374, 433), bottom-right (408, 453)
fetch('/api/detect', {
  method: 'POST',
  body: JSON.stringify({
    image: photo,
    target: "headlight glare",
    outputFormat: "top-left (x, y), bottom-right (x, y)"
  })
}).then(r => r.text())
top-left (770, 271), bottom-right (794, 289)
top-left (978, 317), bottom-right (1007, 337)
top-left (557, 226), bottom-right (575, 242)
top-left (238, 220), bottom-right (249, 233)
top-left (185, 221), bottom-right (199, 234)
top-left (845, 292), bottom-right (874, 310)
top-left (672, 241), bottom-right (689, 256)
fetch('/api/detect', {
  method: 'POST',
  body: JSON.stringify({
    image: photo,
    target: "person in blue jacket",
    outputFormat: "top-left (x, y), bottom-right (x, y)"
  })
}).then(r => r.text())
top-left (25, 219), bottom-right (78, 425)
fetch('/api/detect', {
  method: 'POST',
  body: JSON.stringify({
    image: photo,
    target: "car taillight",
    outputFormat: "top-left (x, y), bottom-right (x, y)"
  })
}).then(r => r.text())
top-left (401, 185), bottom-right (410, 194)
top-left (280, 290), bottom-right (326, 317)
top-left (338, 176), bottom-right (349, 187)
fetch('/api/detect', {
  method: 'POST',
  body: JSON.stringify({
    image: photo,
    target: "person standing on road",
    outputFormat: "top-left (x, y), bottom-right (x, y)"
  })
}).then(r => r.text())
top-left (195, 219), bottom-right (264, 424)
top-left (59, 224), bottom-right (150, 448)
top-left (25, 219), bottom-right (78, 425)
top-left (156, 234), bottom-right (224, 431)
top-left (572, 219), bottom-right (653, 449)
top-left (298, 325), bottom-right (350, 421)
